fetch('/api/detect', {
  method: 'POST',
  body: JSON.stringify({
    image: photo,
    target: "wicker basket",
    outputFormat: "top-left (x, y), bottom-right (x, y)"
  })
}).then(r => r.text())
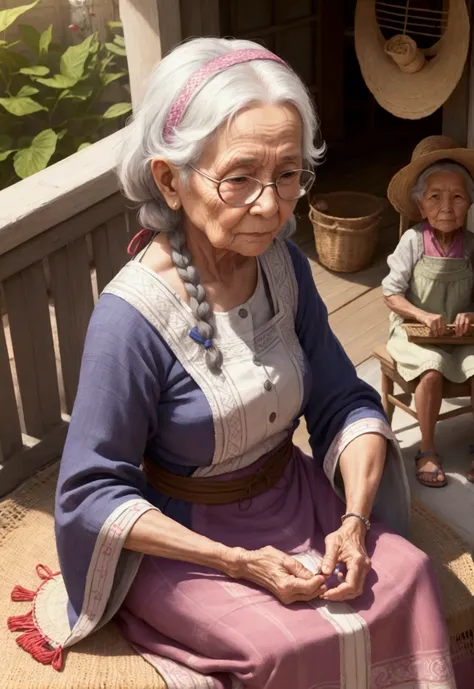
top-left (309, 192), bottom-right (384, 273)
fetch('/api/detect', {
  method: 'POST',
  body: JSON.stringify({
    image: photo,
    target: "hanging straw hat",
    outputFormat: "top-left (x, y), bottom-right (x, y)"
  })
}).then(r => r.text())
top-left (355, 0), bottom-right (470, 119)
top-left (387, 135), bottom-right (474, 220)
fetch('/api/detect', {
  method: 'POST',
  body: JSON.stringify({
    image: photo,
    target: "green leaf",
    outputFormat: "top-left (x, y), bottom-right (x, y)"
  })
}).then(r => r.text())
top-left (102, 102), bottom-right (132, 119)
top-left (0, 149), bottom-right (13, 161)
top-left (56, 89), bottom-right (71, 102)
top-left (19, 23), bottom-right (40, 52)
top-left (0, 46), bottom-right (29, 70)
top-left (16, 84), bottom-right (39, 97)
top-left (62, 83), bottom-right (93, 101)
top-left (100, 55), bottom-right (115, 72)
top-left (19, 64), bottom-right (49, 76)
top-left (36, 74), bottom-right (76, 89)
top-left (78, 142), bottom-right (91, 151)
top-left (56, 128), bottom-right (67, 140)
top-left (13, 128), bottom-right (57, 179)
top-left (0, 96), bottom-right (46, 116)
top-left (100, 71), bottom-right (126, 87)
top-left (105, 42), bottom-right (126, 57)
top-left (85, 52), bottom-right (98, 74)
top-left (0, 0), bottom-right (39, 33)
top-left (113, 35), bottom-right (125, 48)
top-left (89, 33), bottom-right (100, 55)
top-left (107, 20), bottom-right (122, 29)
top-left (39, 24), bottom-right (53, 56)
top-left (0, 40), bottom-right (7, 46)
top-left (70, 83), bottom-right (93, 99)
top-left (60, 33), bottom-right (95, 81)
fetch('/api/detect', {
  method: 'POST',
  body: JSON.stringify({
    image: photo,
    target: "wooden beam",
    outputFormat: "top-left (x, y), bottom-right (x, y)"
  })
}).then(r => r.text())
top-left (0, 130), bottom-right (123, 258)
top-left (0, 195), bottom-right (125, 283)
top-left (442, 0), bottom-right (472, 146)
top-left (316, 1), bottom-right (345, 145)
top-left (200, 0), bottom-right (220, 35)
top-left (120, 0), bottom-right (182, 109)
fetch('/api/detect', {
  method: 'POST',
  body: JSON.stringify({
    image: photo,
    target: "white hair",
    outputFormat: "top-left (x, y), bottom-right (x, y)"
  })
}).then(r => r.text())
top-left (412, 162), bottom-right (474, 203)
top-left (117, 37), bottom-right (325, 373)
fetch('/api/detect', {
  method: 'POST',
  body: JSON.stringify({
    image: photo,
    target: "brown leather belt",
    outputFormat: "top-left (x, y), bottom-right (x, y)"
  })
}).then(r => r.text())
top-left (142, 437), bottom-right (293, 505)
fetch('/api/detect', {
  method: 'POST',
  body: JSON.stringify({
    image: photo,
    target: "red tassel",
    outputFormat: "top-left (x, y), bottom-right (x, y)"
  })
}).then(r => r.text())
top-left (36, 564), bottom-right (55, 581)
top-left (7, 610), bottom-right (35, 632)
top-left (15, 628), bottom-right (63, 670)
top-left (11, 584), bottom-right (36, 602)
top-left (8, 564), bottom-right (64, 670)
top-left (52, 647), bottom-right (64, 671)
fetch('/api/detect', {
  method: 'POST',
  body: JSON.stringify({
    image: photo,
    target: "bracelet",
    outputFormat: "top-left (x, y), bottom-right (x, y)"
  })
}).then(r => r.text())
top-left (341, 513), bottom-right (371, 531)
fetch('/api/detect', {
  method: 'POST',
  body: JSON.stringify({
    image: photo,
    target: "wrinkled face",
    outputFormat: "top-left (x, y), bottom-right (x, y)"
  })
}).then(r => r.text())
top-left (176, 103), bottom-right (304, 256)
top-left (417, 171), bottom-right (471, 233)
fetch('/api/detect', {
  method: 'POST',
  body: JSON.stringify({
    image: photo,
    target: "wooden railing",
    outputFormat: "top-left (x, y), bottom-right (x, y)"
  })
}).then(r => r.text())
top-left (0, 131), bottom-right (135, 497)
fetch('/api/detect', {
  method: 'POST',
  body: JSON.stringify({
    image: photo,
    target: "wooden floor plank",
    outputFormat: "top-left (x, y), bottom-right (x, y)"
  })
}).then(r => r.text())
top-left (315, 257), bottom-right (389, 315)
top-left (328, 286), bottom-right (389, 366)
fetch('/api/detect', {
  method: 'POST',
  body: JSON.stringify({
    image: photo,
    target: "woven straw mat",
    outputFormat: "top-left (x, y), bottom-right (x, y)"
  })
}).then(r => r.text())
top-left (1, 462), bottom-right (474, 688)
top-left (0, 463), bottom-right (166, 689)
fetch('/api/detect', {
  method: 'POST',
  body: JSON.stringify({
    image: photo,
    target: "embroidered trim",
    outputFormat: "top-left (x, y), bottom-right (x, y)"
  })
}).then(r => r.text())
top-left (371, 649), bottom-right (455, 688)
top-left (104, 263), bottom-right (240, 465)
top-left (65, 499), bottom-right (155, 645)
top-left (103, 238), bottom-right (305, 474)
top-left (323, 419), bottom-right (397, 487)
top-left (135, 649), bottom-right (219, 689)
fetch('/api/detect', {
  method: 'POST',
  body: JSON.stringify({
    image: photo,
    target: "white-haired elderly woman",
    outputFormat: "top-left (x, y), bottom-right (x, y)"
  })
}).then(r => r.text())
top-left (384, 136), bottom-right (474, 490)
top-left (10, 41), bottom-right (457, 689)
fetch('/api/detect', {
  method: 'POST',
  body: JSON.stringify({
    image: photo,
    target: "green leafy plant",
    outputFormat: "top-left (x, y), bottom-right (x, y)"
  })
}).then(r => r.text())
top-left (0, 1), bottom-right (131, 188)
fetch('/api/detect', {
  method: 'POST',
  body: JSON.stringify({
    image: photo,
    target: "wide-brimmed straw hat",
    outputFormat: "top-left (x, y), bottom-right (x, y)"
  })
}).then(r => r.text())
top-left (355, 0), bottom-right (470, 120)
top-left (387, 136), bottom-right (474, 221)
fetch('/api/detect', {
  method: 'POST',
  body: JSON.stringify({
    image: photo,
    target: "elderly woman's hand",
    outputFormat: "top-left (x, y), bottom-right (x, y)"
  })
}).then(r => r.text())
top-left (454, 312), bottom-right (474, 336)
top-left (230, 546), bottom-right (327, 604)
top-left (318, 519), bottom-right (371, 602)
top-left (420, 312), bottom-right (447, 336)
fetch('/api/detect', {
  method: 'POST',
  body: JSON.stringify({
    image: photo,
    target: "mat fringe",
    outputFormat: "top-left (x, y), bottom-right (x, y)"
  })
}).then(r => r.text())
top-left (7, 564), bottom-right (63, 671)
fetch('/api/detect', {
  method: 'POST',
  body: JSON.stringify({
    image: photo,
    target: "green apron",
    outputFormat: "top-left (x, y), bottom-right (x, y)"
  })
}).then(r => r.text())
top-left (387, 229), bottom-right (474, 383)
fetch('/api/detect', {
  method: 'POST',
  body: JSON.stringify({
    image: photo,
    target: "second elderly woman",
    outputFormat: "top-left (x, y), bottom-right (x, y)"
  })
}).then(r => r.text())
top-left (383, 136), bottom-right (474, 487)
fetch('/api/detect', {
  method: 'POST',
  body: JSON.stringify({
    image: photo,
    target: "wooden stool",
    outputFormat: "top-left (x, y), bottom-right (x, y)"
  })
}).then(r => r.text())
top-left (373, 344), bottom-right (472, 426)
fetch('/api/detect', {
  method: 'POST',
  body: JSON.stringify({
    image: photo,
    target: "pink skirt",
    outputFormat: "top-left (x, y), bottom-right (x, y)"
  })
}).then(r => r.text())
top-left (118, 449), bottom-right (459, 689)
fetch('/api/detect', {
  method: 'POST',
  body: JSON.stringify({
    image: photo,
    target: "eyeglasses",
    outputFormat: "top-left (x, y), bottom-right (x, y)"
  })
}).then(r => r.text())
top-left (188, 165), bottom-right (315, 208)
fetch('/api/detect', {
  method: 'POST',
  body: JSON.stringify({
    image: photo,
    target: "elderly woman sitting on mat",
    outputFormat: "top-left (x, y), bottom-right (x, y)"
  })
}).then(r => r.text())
top-left (9, 40), bottom-right (458, 689)
top-left (383, 136), bottom-right (474, 488)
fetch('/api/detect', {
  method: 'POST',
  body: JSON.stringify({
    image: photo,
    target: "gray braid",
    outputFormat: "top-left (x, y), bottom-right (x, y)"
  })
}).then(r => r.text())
top-left (168, 222), bottom-right (223, 375)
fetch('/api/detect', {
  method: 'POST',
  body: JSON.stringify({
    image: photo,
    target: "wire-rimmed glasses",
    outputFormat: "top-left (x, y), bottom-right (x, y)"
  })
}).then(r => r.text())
top-left (188, 165), bottom-right (315, 208)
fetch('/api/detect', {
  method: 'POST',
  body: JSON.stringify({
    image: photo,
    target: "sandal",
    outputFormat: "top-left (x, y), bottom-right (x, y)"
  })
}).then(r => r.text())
top-left (414, 450), bottom-right (447, 488)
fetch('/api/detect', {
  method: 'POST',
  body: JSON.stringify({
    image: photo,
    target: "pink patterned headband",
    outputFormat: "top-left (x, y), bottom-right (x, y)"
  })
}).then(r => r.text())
top-left (162, 49), bottom-right (287, 141)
